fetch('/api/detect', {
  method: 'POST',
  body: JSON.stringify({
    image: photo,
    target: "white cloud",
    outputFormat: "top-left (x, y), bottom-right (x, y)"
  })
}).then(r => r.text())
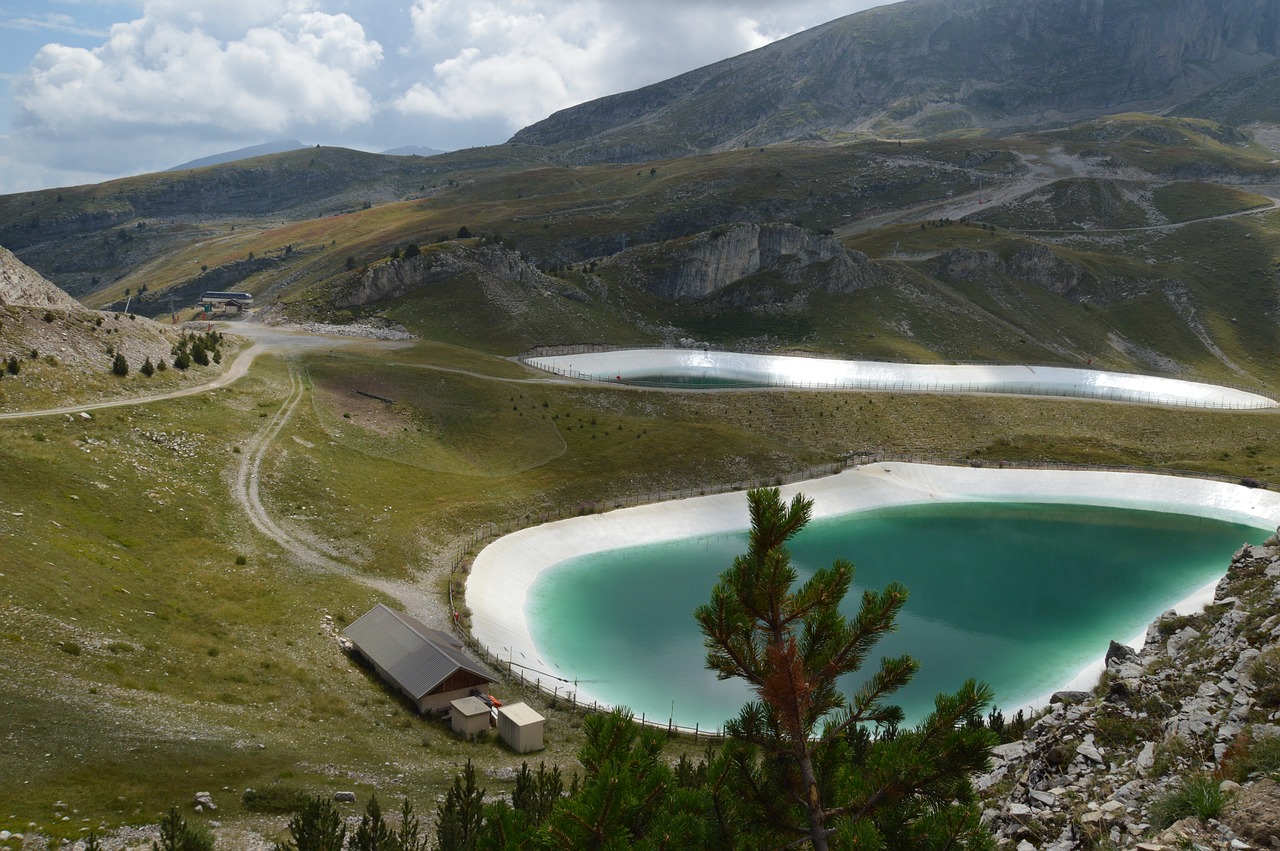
top-left (1, 12), bottom-right (109, 37)
top-left (394, 0), bottom-right (867, 131)
top-left (14, 0), bottom-right (383, 140)
top-left (1, 0), bottom-right (896, 190)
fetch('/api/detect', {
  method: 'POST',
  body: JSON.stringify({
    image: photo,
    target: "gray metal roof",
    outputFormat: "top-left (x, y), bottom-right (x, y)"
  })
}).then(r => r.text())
top-left (344, 604), bottom-right (494, 699)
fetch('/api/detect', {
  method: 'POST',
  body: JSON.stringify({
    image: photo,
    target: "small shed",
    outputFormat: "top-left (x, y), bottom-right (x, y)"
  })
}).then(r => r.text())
top-left (343, 604), bottom-right (495, 714)
top-left (496, 702), bottom-right (545, 753)
top-left (450, 696), bottom-right (492, 738)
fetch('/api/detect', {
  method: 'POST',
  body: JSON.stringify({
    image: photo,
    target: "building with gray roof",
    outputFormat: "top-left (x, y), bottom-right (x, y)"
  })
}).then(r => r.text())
top-left (344, 604), bottom-right (495, 714)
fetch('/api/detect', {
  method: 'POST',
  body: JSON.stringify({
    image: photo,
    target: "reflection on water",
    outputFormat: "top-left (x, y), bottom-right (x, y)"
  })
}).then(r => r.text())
top-left (527, 502), bottom-right (1265, 729)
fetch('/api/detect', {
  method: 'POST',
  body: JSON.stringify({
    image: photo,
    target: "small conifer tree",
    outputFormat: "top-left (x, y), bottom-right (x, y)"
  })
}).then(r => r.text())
top-left (112, 352), bottom-right (129, 376)
top-left (275, 797), bottom-right (346, 851)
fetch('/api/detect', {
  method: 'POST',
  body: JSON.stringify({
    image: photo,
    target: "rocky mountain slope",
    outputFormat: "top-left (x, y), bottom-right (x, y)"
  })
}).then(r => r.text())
top-left (599, 222), bottom-right (879, 301)
top-left (0, 245), bottom-right (210, 410)
top-left (980, 538), bottom-right (1280, 850)
top-left (0, 245), bottom-right (80, 311)
top-left (511, 0), bottom-right (1280, 162)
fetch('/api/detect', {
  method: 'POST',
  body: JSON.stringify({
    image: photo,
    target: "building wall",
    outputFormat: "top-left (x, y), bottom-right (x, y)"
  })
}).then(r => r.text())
top-left (419, 687), bottom-right (477, 714)
top-left (452, 709), bottom-right (491, 737)
top-left (497, 716), bottom-right (545, 753)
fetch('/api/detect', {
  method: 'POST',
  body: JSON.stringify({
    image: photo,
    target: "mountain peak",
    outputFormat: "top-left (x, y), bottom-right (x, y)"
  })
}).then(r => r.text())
top-left (510, 0), bottom-right (1280, 162)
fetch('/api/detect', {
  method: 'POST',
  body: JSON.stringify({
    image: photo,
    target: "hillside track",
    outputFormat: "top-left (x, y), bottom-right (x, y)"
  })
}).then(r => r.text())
top-left (232, 360), bottom-right (452, 628)
top-left (232, 363), bottom-right (348, 572)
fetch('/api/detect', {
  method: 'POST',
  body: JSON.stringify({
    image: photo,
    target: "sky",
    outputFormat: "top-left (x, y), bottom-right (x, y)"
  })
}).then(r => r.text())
top-left (0, 0), bottom-right (897, 194)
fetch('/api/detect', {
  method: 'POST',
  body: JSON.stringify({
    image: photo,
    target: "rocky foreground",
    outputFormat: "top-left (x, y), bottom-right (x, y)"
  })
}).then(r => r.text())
top-left (980, 537), bottom-right (1280, 850)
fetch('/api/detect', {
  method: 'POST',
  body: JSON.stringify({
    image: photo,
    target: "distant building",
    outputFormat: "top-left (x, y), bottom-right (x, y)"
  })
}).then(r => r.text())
top-left (198, 291), bottom-right (254, 313)
top-left (343, 604), bottom-right (494, 714)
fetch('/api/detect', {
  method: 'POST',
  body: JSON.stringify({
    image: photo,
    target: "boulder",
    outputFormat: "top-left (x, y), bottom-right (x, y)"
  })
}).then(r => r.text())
top-left (1225, 778), bottom-right (1280, 848)
top-left (1105, 640), bottom-right (1139, 668)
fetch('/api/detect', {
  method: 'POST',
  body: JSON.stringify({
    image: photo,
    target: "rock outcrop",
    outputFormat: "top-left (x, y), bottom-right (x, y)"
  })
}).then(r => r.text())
top-left (335, 242), bottom-right (568, 309)
top-left (0, 244), bottom-right (82, 311)
top-left (980, 538), bottom-right (1280, 850)
top-left (933, 244), bottom-right (1089, 301)
top-left (606, 222), bottom-right (878, 301)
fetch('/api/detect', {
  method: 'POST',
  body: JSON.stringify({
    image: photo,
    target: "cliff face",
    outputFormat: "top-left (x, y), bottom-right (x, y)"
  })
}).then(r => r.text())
top-left (510, 0), bottom-right (1280, 161)
top-left (934, 244), bottom-right (1088, 300)
top-left (335, 242), bottom-right (567, 309)
top-left (0, 244), bottom-right (82, 311)
top-left (606, 223), bottom-right (879, 301)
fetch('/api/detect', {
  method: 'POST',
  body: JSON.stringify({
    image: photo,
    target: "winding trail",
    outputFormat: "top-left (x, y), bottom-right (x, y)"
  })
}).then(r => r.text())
top-left (231, 364), bottom-right (349, 572)
top-left (0, 338), bottom-right (262, 420)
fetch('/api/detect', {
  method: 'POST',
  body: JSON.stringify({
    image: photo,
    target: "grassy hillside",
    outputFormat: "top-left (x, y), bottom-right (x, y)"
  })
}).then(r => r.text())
top-left (8, 337), bottom-right (1280, 843)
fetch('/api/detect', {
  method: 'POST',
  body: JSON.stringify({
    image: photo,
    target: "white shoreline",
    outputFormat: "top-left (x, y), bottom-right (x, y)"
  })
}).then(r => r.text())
top-left (525, 350), bottom-right (1277, 409)
top-left (467, 463), bottom-right (1280, 723)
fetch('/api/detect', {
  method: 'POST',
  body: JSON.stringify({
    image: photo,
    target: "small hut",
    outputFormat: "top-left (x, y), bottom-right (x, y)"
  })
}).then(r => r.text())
top-left (496, 702), bottom-right (545, 753)
top-left (450, 696), bottom-right (492, 738)
top-left (343, 604), bottom-right (494, 714)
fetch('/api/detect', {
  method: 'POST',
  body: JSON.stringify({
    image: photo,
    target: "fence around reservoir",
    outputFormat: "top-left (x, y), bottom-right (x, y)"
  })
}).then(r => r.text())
top-left (521, 348), bottom-right (1277, 411)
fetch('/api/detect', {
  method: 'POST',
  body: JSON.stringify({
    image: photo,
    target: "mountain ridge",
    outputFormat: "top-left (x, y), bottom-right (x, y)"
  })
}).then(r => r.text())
top-left (510, 0), bottom-right (1280, 162)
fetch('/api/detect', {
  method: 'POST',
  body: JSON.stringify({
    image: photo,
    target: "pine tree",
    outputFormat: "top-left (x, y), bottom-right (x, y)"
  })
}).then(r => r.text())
top-left (435, 761), bottom-right (485, 851)
top-left (394, 798), bottom-right (427, 851)
top-left (695, 487), bottom-right (996, 851)
top-left (112, 352), bottom-right (129, 376)
top-left (275, 796), bottom-right (346, 851)
top-left (152, 807), bottom-right (213, 851)
top-left (350, 794), bottom-right (394, 851)
top-left (141, 357), bottom-right (155, 377)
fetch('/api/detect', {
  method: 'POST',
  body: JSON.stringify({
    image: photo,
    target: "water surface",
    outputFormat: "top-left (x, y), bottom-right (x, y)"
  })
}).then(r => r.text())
top-left (527, 502), bottom-right (1264, 729)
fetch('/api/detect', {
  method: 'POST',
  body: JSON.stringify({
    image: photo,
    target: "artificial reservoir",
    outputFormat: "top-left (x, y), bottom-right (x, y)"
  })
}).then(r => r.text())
top-left (467, 464), bottom-right (1280, 729)
top-left (525, 501), bottom-right (1266, 729)
top-left (525, 349), bottom-right (1277, 409)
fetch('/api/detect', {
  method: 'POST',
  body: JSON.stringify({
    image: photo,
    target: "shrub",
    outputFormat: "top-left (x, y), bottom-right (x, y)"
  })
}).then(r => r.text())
top-left (1148, 772), bottom-right (1231, 828)
top-left (153, 806), bottom-right (214, 851)
top-left (1250, 648), bottom-right (1280, 708)
top-left (43, 311), bottom-right (55, 323)
top-left (241, 783), bottom-right (311, 814)
top-left (59, 641), bottom-right (81, 656)
top-left (141, 357), bottom-right (155, 377)
top-left (1222, 729), bottom-right (1280, 781)
top-left (112, 352), bottom-right (129, 376)
top-left (173, 351), bottom-right (191, 370)
top-left (6, 356), bottom-right (19, 375)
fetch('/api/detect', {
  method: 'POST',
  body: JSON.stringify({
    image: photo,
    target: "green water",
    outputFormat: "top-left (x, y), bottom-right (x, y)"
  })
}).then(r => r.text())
top-left (526, 502), bottom-right (1266, 730)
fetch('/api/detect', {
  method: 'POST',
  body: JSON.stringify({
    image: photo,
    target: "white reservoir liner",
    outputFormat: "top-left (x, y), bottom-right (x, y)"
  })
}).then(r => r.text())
top-left (468, 463), bottom-right (1280, 720)
top-left (525, 350), bottom-right (1276, 409)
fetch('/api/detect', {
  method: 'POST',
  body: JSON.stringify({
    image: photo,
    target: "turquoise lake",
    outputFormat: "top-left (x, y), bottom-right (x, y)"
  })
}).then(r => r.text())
top-left (526, 502), bottom-right (1267, 730)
